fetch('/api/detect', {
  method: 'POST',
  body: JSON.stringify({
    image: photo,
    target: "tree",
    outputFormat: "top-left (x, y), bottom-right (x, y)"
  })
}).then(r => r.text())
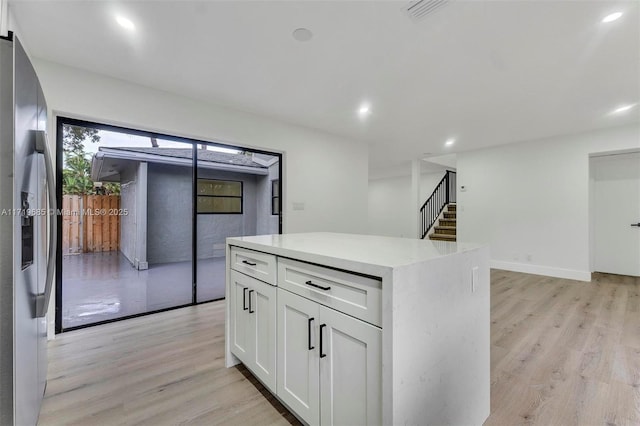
top-left (63, 125), bottom-right (99, 157)
top-left (62, 125), bottom-right (120, 195)
top-left (62, 155), bottom-right (93, 195)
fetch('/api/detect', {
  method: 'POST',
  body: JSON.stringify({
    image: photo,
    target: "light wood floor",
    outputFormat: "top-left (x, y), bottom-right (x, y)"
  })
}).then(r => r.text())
top-left (38, 302), bottom-right (299, 426)
top-left (486, 270), bottom-right (639, 425)
top-left (38, 270), bottom-right (639, 426)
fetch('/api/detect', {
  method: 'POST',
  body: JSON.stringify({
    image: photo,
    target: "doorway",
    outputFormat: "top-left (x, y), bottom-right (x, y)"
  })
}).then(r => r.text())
top-left (590, 151), bottom-right (640, 277)
top-left (55, 117), bottom-right (282, 332)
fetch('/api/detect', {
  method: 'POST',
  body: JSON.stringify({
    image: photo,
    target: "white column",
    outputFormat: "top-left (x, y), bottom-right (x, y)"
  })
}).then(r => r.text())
top-left (411, 159), bottom-right (421, 238)
top-left (136, 162), bottom-right (148, 270)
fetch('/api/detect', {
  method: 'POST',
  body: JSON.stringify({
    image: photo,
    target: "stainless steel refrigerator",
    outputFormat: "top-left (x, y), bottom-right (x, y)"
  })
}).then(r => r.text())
top-left (0, 33), bottom-right (56, 426)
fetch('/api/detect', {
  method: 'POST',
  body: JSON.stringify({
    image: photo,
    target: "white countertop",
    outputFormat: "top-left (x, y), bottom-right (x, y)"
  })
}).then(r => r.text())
top-left (227, 232), bottom-right (485, 275)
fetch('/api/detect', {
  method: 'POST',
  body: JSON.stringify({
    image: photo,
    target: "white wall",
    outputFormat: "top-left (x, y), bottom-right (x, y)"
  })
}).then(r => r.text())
top-left (32, 58), bottom-right (369, 236)
top-left (6, 6), bottom-right (19, 40)
top-left (24, 56), bottom-right (368, 339)
top-left (0, 0), bottom-right (8, 37)
top-left (368, 171), bottom-right (446, 238)
top-left (457, 124), bottom-right (640, 281)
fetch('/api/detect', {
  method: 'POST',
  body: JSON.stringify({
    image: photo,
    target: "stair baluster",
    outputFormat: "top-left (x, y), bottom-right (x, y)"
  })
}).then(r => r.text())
top-left (419, 170), bottom-right (456, 240)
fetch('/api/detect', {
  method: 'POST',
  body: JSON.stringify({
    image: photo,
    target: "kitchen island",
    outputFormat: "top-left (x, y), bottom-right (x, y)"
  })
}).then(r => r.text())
top-left (225, 232), bottom-right (489, 426)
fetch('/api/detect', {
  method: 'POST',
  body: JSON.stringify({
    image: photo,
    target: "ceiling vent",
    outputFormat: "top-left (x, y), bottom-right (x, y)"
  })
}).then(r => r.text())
top-left (406, 0), bottom-right (448, 20)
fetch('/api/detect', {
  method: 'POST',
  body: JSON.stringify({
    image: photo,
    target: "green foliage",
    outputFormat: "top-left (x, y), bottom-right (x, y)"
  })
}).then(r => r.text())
top-left (99, 183), bottom-right (121, 195)
top-left (62, 125), bottom-right (120, 196)
top-left (63, 125), bottom-right (99, 157)
top-left (62, 155), bottom-right (92, 195)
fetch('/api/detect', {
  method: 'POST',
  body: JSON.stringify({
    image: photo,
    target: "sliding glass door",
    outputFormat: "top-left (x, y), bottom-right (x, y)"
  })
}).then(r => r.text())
top-left (59, 124), bottom-right (192, 329)
top-left (56, 117), bottom-right (282, 332)
top-left (194, 148), bottom-right (281, 302)
top-left (143, 140), bottom-right (194, 311)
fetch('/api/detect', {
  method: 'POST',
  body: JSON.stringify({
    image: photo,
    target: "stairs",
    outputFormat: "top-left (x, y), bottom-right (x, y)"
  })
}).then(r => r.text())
top-left (428, 204), bottom-right (456, 242)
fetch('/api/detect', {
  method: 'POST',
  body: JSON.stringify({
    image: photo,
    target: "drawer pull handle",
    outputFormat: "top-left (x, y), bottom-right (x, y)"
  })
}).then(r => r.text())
top-left (305, 280), bottom-right (331, 291)
top-left (248, 290), bottom-right (255, 313)
top-left (243, 287), bottom-right (248, 311)
top-left (308, 317), bottom-right (315, 350)
top-left (242, 260), bottom-right (257, 266)
top-left (319, 324), bottom-right (327, 358)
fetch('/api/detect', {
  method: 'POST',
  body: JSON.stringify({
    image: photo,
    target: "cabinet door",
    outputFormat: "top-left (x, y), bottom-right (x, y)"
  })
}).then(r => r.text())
top-left (229, 270), bottom-right (251, 364)
top-left (248, 279), bottom-right (277, 392)
top-left (277, 289), bottom-right (320, 426)
top-left (319, 306), bottom-right (382, 426)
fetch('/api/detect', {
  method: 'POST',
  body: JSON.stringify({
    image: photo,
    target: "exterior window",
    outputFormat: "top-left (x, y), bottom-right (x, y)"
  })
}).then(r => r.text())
top-left (272, 180), bottom-right (280, 215)
top-left (197, 179), bottom-right (242, 214)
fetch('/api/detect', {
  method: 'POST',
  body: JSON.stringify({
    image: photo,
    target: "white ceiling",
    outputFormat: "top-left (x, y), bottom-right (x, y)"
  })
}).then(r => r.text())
top-left (10, 1), bottom-right (640, 173)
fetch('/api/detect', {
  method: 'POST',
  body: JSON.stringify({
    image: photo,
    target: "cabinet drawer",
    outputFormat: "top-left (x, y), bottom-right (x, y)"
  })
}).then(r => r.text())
top-left (230, 246), bottom-right (277, 285)
top-left (277, 258), bottom-right (382, 327)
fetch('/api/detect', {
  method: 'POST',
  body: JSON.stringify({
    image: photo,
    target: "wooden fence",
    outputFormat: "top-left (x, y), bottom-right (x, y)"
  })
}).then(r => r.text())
top-left (62, 195), bottom-right (121, 254)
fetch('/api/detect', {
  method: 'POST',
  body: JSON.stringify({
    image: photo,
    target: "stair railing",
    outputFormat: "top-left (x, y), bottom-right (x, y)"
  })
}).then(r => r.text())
top-left (419, 170), bottom-right (456, 239)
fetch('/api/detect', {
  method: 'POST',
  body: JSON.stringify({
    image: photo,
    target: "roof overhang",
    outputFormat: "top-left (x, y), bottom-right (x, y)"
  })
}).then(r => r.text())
top-left (91, 148), bottom-right (269, 182)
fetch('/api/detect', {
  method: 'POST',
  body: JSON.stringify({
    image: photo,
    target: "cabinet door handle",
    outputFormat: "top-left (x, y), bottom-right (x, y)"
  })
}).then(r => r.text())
top-left (308, 318), bottom-right (315, 350)
top-left (243, 287), bottom-right (248, 311)
top-left (248, 290), bottom-right (255, 313)
top-left (242, 260), bottom-right (257, 266)
top-left (305, 280), bottom-right (331, 291)
top-left (319, 324), bottom-right (327, 358)
top-left (632, 223), bottom-right (640, 227)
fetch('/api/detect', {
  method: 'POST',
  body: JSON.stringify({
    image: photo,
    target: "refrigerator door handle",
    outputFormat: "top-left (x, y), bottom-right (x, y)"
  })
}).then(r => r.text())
top-left (35, 130), bottom-right (56, 318)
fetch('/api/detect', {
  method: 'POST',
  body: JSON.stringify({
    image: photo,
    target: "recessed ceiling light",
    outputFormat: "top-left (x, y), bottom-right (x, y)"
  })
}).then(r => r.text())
top-left (292, 28), bottom-right (313, 42)
top-left (601, 12), bottom-right (623, 23)
top-left (610, 103), bottom-right (637, 114)
top-left (357, 103), bottom-right (371, 118)
top-left (115, 15), bottom-right (135, 31)
top-left (445, 138), bottom-right (455, 146)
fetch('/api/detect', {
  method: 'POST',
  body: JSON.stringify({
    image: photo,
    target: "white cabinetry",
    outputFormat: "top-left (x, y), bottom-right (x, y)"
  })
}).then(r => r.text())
top-left (229, 246), bottom-right (277, 285)
top-left (226, 233), bottom-right (490, 426)
top-left (229, 269), bottom-right (277, 391)
top-left (319, 304), bottom-right (381, 426)
top-left (277, 288), bottom-right (381, 426)
top-left (276, 288), bottom-right (320, 425)
top-left (277, 257), bottom-right (382, 327)
top-left (229, 271), bottom-right (250, 362)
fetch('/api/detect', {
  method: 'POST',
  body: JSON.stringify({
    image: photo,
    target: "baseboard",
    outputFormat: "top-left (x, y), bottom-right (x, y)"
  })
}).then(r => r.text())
top-left (490, 260), bottom-right (591, 282)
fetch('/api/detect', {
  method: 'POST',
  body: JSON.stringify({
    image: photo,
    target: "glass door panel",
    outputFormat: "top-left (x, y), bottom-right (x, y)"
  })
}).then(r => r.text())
top-left (194, 147), bottom-right (280, 302)
top-left (195, 146), bottom-right (249, 302)
top-left (144, 138), bottom-right (193, 311)
top-left (60, 125), bottom-right (193, 328)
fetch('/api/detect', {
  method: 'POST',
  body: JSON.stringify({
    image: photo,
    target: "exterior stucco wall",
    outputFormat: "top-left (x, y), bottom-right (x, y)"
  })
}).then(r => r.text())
top-left (146, 163), bottom-right (259, 264)
top-left (147, 163), bottom-right (192, 264)
top-left (196, 167), bottom-right (258, 259)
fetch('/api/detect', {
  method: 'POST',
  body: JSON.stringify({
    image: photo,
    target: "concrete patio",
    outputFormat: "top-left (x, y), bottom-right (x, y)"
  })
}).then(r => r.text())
top-left (62, 252), bottom-right (225, 329)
